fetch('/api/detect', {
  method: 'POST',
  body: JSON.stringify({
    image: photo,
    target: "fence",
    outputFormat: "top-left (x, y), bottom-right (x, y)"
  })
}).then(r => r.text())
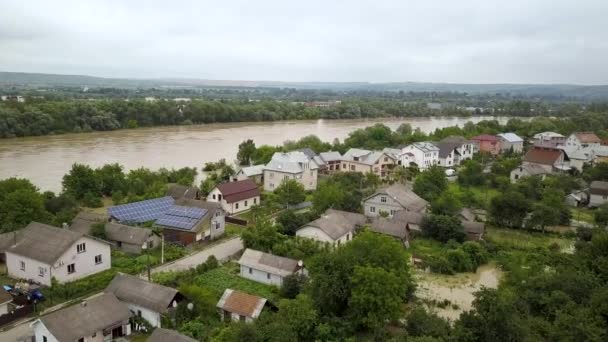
top-left (225, 216), bottom-right (248, 226)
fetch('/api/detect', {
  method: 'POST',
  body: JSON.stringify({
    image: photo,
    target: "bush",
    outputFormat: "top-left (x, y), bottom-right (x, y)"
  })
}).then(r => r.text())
top-left (82, 192), bottom-right (103, 208)
top-left (280, 273), bottom-right (307, 299)
top-left (447, 249), bottom-right (474, 272)
top-left (427, 255), bottom-right (454, 274)
top-left (90, 222), bottom-right (106, 239)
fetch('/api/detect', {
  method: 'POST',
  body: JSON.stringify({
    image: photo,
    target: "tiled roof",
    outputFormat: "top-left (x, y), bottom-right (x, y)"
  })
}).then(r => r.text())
top-left (39, 293), bottom-right (131, 342)
top-left (574, 132), bottom-right (601, 143)
top-left (523, 147), bottom-right (563, 165)
top-left (216, 179), bottom-right (260, 204)
top-left (105, 273), bottom-right (178, 313)
top-left (533, 132), bottom-right (564, 139)
top-left (436, 136), bottom-right (469, 158)
top-left (370, 217), bottom-right (408, 239)
top-left (238, 248), bottom-right (300, 277)
top-left (217, 289), bottom-right (267, 319)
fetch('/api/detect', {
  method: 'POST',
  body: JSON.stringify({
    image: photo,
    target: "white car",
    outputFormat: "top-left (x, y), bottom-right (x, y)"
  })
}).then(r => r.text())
top-left (445, 168), bottom-right (456, 177)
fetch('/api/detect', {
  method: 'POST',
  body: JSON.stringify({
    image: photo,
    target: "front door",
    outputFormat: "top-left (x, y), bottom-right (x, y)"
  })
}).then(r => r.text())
top-left (112, 325), bottom-right (124, 338)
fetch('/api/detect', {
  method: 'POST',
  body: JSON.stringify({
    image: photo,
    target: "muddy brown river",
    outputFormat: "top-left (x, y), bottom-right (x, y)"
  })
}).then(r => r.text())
top-left (0, 116), bottom-right (516, 192)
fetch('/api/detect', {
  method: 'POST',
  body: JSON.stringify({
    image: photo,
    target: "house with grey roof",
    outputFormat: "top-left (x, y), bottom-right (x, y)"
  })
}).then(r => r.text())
top-left (166, 184), bottom-right (200, 200)
top-left (399, 142), bottom-right (440, 170)
top-left (296, 209), bottom-right (367, 245)
top-left (105, 222), bottom-right (160, 254)
top-left (497, 133), bottom-right (524, 153)
top-left (319, 151), bottom-right (342, 174)
top-left (263, 151), bottom-right (319, 191)
top-left (589, 181), bottom-right (608, 207)
top-left (363, 183), bottom-right (428, 218)
top-left (233, 164), bottom-right (265, 184)
top-left (238, 248), bottom-right (303, 286)
top-left (32, 292), bottom-right (132, 341)
top-left (105, 273), bottom-right (184, 328)
top-left (510, 163), bottom-right (549, 183)
top-left (6, 222), bottom-right (111, 286)
top-left (217, 289), bottom-right (268, 323)
top-left (148, 328), bottom-right (197, 342)
top-left (436, 136), bottom-right (474, 167)
top-left (341, 148), bottom-right (397, 179)
top-left (68, 211), bottom-right (107, 235)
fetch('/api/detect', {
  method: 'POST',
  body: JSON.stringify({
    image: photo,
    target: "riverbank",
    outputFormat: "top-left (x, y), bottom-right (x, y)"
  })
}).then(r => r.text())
top-left (0, 116), bottom-right (517, 192)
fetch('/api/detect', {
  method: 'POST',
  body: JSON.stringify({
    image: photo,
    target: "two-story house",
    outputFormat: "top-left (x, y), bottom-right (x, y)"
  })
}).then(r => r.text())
top-left (533, 132), bottom-right (566, 148)
top-left (5, 222), bottom-right (111, 286)
top-left (319, 151), bottom-right (342, 174)
top-left (566, 132), bottom-right (601, 149)
top-left (238, 248), bottom-right (303, 286)
top-left (497, 133), bottom-right (524, 153)
top-left (263, 151), bottom-right (319, 191)
top-left (436, 136), bottom-right (474, 167)
top-left (341, 148), bottom-right (398, 179)
top-left (207, 179), bottom-right (261, 214)
top-left (510, 147), bottom-right (566, 182)
top-left (399, 142), bottom-right (439, 170)
top-left (363, 183), bottom-right (428, 217)
top-left (471, 135), bottom-right (500, 155)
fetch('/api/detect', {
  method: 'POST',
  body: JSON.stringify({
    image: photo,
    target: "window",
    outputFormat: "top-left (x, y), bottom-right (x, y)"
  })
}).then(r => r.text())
top-left (95, 254), bottom-right (102, 264)
top-left (350, 165), bottom-right (355, 171)
top-left (20, 261), bottom-right (25, 271)
top-left (310, 171), bottom-right (313, 176)
top-left (215, 222), bottom-right (221, 230)
top-left (346, 233), bottom-right (350, 241)
top-left (269, 172), bottom-right (274, 178)
top-left (38, 267), bottom-right (44, 277)
top-left (137, 310), bottom-right (142, 317)
top-left (76, 242), bottom-right (86, 253)
top-left (245, 200), bottom-right (248, 206)
top-left (235, 203), bottom-right (239, 209)
top-left (249, 267), bottom-right (253, 274)
top-left (370, 206), bottom-right (376, 213)
top-left (43, 337), bottom-right (47, 342)
top-left (343, 163), bottom-right (346, 169)
top-left (212, 194), bottom-right (216, 200)
top-left (380, 196), bottom-right (387, 203)
top-left (147, 240), bottom-right (154, 249)
top-left (239, 315), bottom-right (246, 322)
top-left (267, 272), bottom-right (271, 280)
top-left (67, 263), bottom-right (75, 274)
top-left (384, 157), bottom-right (388, 162)
top-left (254, 198), bottom-right (257, 204)
top-left (78, 338), bottom-right (84, 342)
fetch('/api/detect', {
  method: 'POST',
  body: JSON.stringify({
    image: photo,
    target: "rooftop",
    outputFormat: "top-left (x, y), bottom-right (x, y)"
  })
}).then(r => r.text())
top-left (523, 147), bottom-right (563, 166)
top-left (217, 289), bottom-right (267, 319)
top-left (7, 222), bottom-right (86, 264)
top-left (238, 164), bottom-right (265, 177)
top-left (238, 248), bottom-right (300, 277)
top-left (590, 181), bottom-right (608, 195)
top-left (105, 222), bottom-right (154, 245)
top-left (534, 131), bottom-right (564, 139)
top-left (264, 151), bottom-right (318, 173)
top-left (216, 179), bottom-right (260, 204)
top-left (39, 293), bottom-right (131, 342)
top-left (166, 184), bottom-right (199, 200)
top-left (342, 148), bottom-right (392, 165)
top-left (436, 136), bottom-right (469, 158)
top-left (319, 151), bottom-right (342, 162)
top-left (366, 183), bottom-right (428, 212)
top-left (471, 134), bottom-right (498, 142)
top-left (497, 133), bottom-right (524, 143)
top-left (105, 273), bottom-right (179, 313)
top-left (303, 209), bottom-right (367, 240)
top-left (68, 212), bottom-right (107, 235)
top-left (148, 328), bottom-right (197, 342)
top-left (409, 141), bottom-right (439, 153)
top-left (574, 132), bottom-right (601, 144)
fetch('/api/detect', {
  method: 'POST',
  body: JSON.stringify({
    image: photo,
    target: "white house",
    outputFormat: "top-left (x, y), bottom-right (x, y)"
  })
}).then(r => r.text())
top-left (533, 132), bottom-right (566, 147)
top-left (400, 142), bottom-right (439, 170)
top-left (296, 209), bottom-right (367, 245)
top-left (207, 179), bottom-right (261, 214)
top-left (263, 151), bottom-right (319, 191)
top-left (233, 164), bottom-right (265, 184)
top-left (105, 273), bottom-right (183, 328)
top-left (32, 292), bottom-right (132, 342)
top-left (589, 181), bottom-right (608, 207)
top-left (497, 133), bottom-right (524, 153)
top-left (217, 289), bottom-right (267, 323)
top-left (6, 222), bottom-right (111, 286)
top-left (565, 132), bottom-right (601, 149)
top-left (436, 136), bottom-right (475, 167)
top-left (238, 248), bottom-right (303, 286)
top-left (363, 183), bottom-right (429, 217)
top-left (510, 164), bottom-right (548, 183)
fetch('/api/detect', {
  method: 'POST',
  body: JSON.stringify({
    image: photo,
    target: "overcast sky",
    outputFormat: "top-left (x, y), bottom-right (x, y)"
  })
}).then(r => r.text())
top-left (1, 0), bottom-right (607, 84)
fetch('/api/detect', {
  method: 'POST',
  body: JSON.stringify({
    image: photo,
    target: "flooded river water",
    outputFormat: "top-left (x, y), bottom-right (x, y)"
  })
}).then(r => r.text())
top-left (0, 116), bottom-right (515, 192)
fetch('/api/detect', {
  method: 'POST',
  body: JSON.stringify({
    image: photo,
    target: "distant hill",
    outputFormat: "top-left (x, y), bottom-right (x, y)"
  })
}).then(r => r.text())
top-left (2, 71), bottom-right (608, 100)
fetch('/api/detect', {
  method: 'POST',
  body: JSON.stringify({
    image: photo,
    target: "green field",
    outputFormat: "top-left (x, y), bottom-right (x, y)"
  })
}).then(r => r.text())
top-left (485, 226), bottom-right (574, 251)
top-left (570, 207), bottom-right (595, 224)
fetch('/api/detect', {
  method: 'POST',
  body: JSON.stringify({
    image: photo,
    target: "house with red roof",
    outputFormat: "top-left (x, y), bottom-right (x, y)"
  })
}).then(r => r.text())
top-left (207, 179), bottom-right (261, 214)
top-left (470, 134), bottom-right (500, 155)
top-left (566, 132), bottom-right (601, 149)
top-left (510, 146), bottom-right (566, 182)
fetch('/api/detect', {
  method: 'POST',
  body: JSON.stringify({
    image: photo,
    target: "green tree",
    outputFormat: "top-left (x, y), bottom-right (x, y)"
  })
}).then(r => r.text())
top-left (489, 191), bottom-right (530, 229)
top-left (276, 209), bottom-right (309, 236)
top-left (275, 295), bottom-right (318, 341)
top-left (594, 203), bottom-right (608, 228)
top-left (458, 159), bottom-right (485, 186)
top-left (280, 273), bottom-right (307, 299)
top-left (527, 203), bottom-right (560, 233)
top-left (405, 306), bottom-right (451, 339)
top-left (421, 214), bottom-right (466, 243)
top-left (96, 163), bottom-right (127, 196)
top-left (413, 165), bottom-right (448, 201)
top-left (275, 179), bottom-right (306, 207)
top-left (241, 216), bottom-right (285, 252)
top-left (237, 139), bottom-right (256, 165)
top-left (431, 189), bottom-right (463, 216)
top-left (62, 163), bottom-right (101, 200)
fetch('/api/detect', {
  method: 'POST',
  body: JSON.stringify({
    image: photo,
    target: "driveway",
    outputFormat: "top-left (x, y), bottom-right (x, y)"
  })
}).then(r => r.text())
top-left (151, 237), bottom-right (243, 274)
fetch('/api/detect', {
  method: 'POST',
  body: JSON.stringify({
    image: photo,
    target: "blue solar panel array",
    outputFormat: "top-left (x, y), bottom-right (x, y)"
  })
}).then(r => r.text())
top-left (108, 196), bottom-right (175, 223)
top-left (156, 205), bottom-right (207, 231)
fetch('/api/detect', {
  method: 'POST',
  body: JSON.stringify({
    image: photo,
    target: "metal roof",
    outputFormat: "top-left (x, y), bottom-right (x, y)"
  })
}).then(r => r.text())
top-left (497, 133), bottom-right (524, 143)
top-left (108, 196), bottom-right (175, 223)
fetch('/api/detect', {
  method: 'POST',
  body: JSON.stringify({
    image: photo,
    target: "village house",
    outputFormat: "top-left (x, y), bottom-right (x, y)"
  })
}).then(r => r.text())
top-left (296, 209), bottom-right (367, 245)
top-left (497, 133), bottom-right (524, 153)
top-left (436, 136), bottom-right (474, 167)
top-left (399, 142), bottom-right (439, 170)
top-left (341, 148), bottom-right (397, 179)
top-left (67, 211), bottom-right (107, 234)
top-left (232, 164), bottom-right (265, 184)
top-left (148, 328), bottom-right (198, 342)
top-left (471, 134), bottom-right (501, 155)
top-left (363, 183), bottom-right (428, 217)
top-left (370, 210), bottom-right (425, 247)
top-left (462, 220), bottom-right (485, 241)
top-left (589, 181), bottom-right (608, 207)
top-left (238, 248), bottom-right (303, 286)
top-left (108, 197), bottom-right (225, 246)
top-left (105, 273), bottom-right (185, 328)
top-left (105, 222), bottom-right (160, 254)
top-left (207, 179), bottom-right (260, 215)
top-left (318, 151), bottom-right (342, 174)
top-left (566, 132), bottom-right (601, 149)
top-left (217, 289), bottom-right (267, 323)
top-left (32, 292), bottom-right (132, 341)
top-left (263, 151), bottom-right (319, 191)
top-left (510, 147), bottom-right (567, 182)
top-left (5, 222), bottom-right (111, 286)
top-left (166, 184), bottom-right (200, 200)
top-left (533, 132), bottom-right (566, 147)
top-left (559, 147), bottom-right (591, 172)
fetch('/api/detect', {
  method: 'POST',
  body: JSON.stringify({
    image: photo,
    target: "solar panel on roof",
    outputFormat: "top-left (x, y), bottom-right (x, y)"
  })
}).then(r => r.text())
top-left (108, 197), bottom-right (175, 223)
top-left (156, 205), bottom-right (207, 231)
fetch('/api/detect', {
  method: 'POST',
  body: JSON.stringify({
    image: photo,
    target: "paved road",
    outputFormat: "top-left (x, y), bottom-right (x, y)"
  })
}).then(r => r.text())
top-left (0, 319), bottom-right (34, 342)
top-left (151, 237), bottom-right (243, 274)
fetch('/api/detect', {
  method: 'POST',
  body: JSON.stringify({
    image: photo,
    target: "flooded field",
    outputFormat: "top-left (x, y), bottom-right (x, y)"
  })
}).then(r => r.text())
top-left (415, 264), bottom-right (503, 321)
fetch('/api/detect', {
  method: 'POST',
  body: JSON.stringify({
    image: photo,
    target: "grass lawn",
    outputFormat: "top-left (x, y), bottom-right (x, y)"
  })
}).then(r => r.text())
top-left (485, 226), bottom-right (574, 251)
top-left (448, 183), bottom-right (499, 209)
top-left (194, 262), bottom-right (278, 302)
top-left (571, 207), bottom-right (595, 224)
top-left (225, 223), bottom-right (246, 237)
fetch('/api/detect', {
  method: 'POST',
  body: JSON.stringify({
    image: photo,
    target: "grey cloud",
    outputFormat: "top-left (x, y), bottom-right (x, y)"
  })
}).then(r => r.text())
top-left (0, 0), bottom-right (607, 84)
